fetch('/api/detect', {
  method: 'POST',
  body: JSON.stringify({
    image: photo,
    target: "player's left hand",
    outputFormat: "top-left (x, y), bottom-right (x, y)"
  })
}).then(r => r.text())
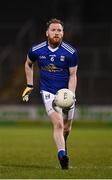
top-left (22, 86), bottom-right (33, 102)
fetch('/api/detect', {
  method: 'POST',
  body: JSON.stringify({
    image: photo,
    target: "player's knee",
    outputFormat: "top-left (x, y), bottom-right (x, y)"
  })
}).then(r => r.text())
top-left (54, 121), bottom-right (63, 130)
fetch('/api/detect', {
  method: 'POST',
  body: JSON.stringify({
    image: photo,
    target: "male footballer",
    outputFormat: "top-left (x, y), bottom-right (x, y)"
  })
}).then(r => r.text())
top-left (22, 18), bottom-right (78, 169)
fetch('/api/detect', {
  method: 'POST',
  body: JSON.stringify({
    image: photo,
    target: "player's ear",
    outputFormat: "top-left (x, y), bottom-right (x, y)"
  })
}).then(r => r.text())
top-left (62, 32), bottom-right (64, 37)
top-left (62, 30), bottom-right (64, 37)
top-left (46, 30), bottom-right (48, 37)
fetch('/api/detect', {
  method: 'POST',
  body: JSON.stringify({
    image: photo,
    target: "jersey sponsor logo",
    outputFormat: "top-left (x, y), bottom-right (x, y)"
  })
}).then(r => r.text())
top-left (41, 64), bottom-right (63, 72)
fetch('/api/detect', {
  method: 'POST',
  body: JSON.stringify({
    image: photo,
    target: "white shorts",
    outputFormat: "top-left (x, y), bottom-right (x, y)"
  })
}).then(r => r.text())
top-left (41, 90), bottom-right (75, 120)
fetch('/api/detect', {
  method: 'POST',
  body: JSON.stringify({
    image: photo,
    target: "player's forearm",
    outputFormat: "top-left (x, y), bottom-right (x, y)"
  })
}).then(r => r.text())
top-left (25, 61), bottom-right (33, 85)
top-left (68, 75), bottom-right (77, 94)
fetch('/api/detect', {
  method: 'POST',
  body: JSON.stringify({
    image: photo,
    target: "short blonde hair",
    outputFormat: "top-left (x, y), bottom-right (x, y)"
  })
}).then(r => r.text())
top-left (46, 18), bottom-right (64, 30)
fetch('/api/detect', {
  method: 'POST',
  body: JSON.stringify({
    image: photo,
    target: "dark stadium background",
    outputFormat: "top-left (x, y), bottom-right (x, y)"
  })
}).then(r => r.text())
top-left (0, 0), bottom-right (112, 105)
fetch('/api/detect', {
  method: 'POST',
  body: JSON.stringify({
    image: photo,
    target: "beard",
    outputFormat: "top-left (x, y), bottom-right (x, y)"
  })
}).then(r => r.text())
top-left (48, 36), bottom-right (62, 48)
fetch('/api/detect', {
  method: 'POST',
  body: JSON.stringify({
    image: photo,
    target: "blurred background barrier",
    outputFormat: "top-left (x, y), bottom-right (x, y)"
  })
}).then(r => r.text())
top-left (0, 105), bottom-right (112, 121)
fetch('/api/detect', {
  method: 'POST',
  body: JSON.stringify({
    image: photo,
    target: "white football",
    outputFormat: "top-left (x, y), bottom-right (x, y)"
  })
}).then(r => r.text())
top-left (54, 88), bottom-right (75, 108)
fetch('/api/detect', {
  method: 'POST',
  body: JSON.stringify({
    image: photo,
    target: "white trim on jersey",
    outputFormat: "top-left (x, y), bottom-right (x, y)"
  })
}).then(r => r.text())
top-left (48, 46), bottom-right (59, 52)
top-left (62, 42), bottom-right (75, 53)
top-left (61, 42), bottom-right (75, 54)
top-left (32, 41), bottom-right (47, 51)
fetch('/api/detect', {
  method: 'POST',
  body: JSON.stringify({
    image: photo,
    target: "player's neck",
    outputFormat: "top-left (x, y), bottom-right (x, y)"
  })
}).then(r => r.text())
top-left (48, 41), bottom-right (61, 49)
top-left (49, 43), bottom-right (59, 49)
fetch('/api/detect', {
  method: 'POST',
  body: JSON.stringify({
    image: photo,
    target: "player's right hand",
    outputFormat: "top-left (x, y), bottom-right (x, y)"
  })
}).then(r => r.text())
top-left (22, 86), bottom-right (33, 102)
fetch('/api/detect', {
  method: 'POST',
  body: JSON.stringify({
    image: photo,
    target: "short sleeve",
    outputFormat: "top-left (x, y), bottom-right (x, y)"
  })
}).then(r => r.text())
top-left (68, 50), bottom-right (79, 67)
top-left (28, 47), bottom-right (37, 62)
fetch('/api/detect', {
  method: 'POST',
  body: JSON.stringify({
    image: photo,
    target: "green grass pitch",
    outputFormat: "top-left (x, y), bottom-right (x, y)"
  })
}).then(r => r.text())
top-left (0, 121), bottom-right (112, 179)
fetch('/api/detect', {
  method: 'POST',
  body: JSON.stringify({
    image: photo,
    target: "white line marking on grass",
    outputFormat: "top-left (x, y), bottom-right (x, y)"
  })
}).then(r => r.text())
top-left (56, 165), bottom-right (112, 170)
top-left (71, 166), bottom-right (112, 169)
top-left (1, 164), bottom-right (112, 170)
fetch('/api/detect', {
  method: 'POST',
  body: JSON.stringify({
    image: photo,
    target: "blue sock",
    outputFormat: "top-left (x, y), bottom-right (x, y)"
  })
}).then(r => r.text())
top-left (58, 150), bottom-right (66, 158)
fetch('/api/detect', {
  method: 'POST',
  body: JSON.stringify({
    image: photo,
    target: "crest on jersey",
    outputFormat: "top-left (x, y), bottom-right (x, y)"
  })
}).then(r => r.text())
top-left (60, 56), bottom-right (65, 61)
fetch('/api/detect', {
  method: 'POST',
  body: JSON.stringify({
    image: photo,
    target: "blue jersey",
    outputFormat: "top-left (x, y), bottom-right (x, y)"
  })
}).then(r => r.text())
top-left (28, 41), bottom-right (78, 94)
